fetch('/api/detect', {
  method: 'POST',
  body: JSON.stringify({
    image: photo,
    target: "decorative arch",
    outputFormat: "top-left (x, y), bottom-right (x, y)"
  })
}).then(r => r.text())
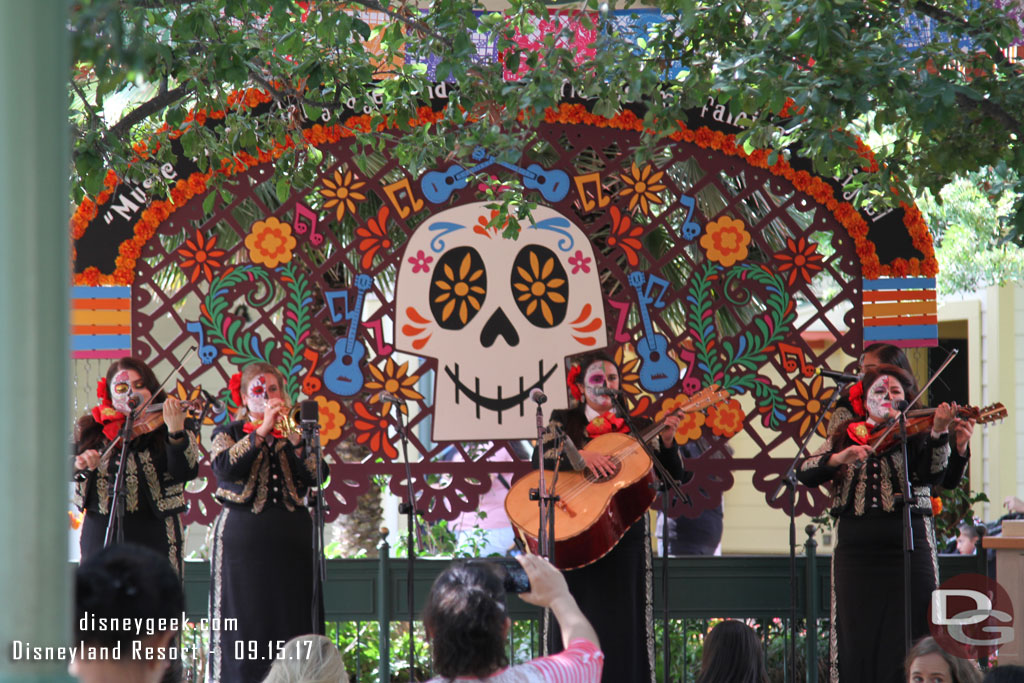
top-left (70, 91), bottom-right (939, 524)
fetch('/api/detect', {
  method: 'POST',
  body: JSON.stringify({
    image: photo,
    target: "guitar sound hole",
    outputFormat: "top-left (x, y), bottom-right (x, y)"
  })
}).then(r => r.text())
top-left (342, 355), bottom-right (352, 364)
top-left (583, 461), bottom-right (621, 483)
top-left (649, 351), bottom-right (661, 361)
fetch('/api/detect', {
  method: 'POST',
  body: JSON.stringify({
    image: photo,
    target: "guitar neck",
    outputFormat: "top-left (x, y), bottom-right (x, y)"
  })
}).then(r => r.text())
top-left (631, 284), bottom-right (658, 340)
top-left (344, 288), bottom-right (369, 354)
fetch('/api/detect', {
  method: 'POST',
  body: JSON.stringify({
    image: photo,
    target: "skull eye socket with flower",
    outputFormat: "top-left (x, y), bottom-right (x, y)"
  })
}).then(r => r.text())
top-left (396, 202), bottom-right (606, 441)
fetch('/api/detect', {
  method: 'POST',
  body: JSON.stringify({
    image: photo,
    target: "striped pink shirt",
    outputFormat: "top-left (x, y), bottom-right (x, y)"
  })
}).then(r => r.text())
top-left (425, 639), bottom-right (604, 683)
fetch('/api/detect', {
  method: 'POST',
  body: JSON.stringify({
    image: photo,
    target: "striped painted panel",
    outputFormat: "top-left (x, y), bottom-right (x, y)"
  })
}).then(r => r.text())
top-left (861, 277), bottom-right (938, 347)
top-left (71, 286), bottom-right (131, 359)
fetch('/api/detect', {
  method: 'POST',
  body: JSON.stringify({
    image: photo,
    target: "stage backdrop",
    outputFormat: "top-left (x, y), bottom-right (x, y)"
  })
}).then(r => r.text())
top-left (70, 89), bottom-right (940, 526)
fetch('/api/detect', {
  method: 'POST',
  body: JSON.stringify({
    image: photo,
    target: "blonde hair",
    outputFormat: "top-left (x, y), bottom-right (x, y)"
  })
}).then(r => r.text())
top-left (236, 362), bottom-right (289, 421)
top-left (261, 635), bottom-right (348, 683)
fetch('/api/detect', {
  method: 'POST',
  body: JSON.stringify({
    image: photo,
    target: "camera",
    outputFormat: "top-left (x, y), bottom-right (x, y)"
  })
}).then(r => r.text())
top-left (492, 557), bottom-right (531, 594)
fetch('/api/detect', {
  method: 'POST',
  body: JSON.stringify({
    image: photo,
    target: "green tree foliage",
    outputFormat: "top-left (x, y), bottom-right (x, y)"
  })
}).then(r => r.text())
top-left (68, 0), bottom-right (1024, 240)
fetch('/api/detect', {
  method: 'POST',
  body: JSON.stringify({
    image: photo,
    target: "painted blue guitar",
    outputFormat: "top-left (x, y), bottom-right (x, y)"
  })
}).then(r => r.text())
top-left (494, 159), bottom-right (570, 202)
top-left (323, 274), bottom-right (372, 397)
top-left (420, 156), bottom-right (496, 204)
top-left (627, 271), bottom-right (678, 393)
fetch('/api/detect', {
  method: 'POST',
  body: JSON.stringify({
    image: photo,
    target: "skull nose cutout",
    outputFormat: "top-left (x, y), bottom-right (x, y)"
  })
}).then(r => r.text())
top-left (480, 307), bottom-right (519, 348)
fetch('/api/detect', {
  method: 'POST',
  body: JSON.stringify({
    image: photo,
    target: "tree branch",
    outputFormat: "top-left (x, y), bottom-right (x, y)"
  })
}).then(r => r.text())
top-left (107, 83), bottom-right (194, 139)
top-left (343, 0), bottom-right (455, 49)
top-left (912, 1), bottom-right (1022, 74)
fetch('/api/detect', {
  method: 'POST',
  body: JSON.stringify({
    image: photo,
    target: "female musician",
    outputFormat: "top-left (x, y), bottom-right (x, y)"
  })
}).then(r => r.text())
top-left (797, 364), bottom-right (955, 683)
top-left (73, 357), bottom-right (199, 576)
top-left (207, 362), bottom-right (325, 683)
top-left (535, 351), bottom-right (683, 683)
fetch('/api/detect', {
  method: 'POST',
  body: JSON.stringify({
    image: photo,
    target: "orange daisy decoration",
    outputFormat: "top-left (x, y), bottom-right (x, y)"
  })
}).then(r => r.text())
top-left (656, 395), bottom-right (706, 445)
top-left (320, 169), bottom-right (367, 222)
top-left (607, 206), bottom-right (645, 266)
top-left (619, 163), bottom-right (666, 216)
top-left (473, 209), bottom-right (509, 238)
top-left (705, 398), bottom-right (746, 438)
top-left (178, 231), bottom-right (226, 283)
top-left (352, 401), bottom-right (397, 459)
top-left (785, 375), bottom-right (835, 438)
top-left (773, 236), bottom-right (825, 286)
top-left (613, 344), bottom-right (652, 415)
top-left (355, 205), bottom-right (392, 270)
top-left (700, 216), bottom-right (751, 267)
top-left (245, 216), bottom-right (296, 268)
top-left (174, 380), bottom-right (217, 426)
top-left (365, 358), bottom-right (425, 416)
top-left (314, 395), bottom-right (346, 441)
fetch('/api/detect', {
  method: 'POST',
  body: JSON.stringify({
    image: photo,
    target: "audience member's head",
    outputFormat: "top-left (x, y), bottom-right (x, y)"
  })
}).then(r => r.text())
top-left (957, 523), bottom-right (985, 555)
top-left (72, 544), bottom-right (184, 683)
top-left (695, 620), bottom-right (769, 683)
top-left (261, 634), bottom-right (349, 683)
top-left (422, 560), bottom-right (510, 679)
top-left (906, 636), bottom-right (982, 683)
top-left (983, 665), bottom-right (1024, 682)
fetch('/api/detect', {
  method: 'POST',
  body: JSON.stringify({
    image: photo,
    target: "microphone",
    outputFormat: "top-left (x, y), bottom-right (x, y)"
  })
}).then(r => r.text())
top-left (128, 393), bottom-right (142, 409)
top-left (377, 391), bottom-right (405, 404)
top-left (893, 400), bottom-right (910, 412)
top-left (592, 386), bottom-right (620, 397)
top-left (300, 399), bottom-right (319, 426)
top-left (816, 368), bottom-right (860, 383)
top-left (529, 387), bottom-right (547, 404)
top-left (200, 389), bottom-right (227, 415)
top-left (552, 424), bottom-right (586, 470)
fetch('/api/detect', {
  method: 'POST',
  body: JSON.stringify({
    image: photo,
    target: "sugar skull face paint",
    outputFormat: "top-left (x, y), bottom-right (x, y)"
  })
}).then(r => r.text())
top-left (865, 374), bottom-right (905, 422)
top-left (246, 375), bottom-right (269, 415)
top-left (583, 361), bottom-right (619, 411)
top-left (110, 369), bottom-right (150, 415)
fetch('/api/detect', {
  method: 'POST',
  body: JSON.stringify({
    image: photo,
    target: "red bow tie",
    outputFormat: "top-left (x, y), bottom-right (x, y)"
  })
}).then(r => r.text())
top-left (243, 421), bottom-right (281, 439)
top-left (586, 411), bottom-right (629, 438)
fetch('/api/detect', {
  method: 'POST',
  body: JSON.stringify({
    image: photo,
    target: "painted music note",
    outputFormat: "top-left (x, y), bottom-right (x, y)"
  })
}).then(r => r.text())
top-left (293, 202), bottom-right (323, 246)
top-left (323, 275), bottom-right (373, 397)
top-left (608, 298), bottom-right (632, 344)
top-left (364, 318), bottom-right (394, 356)
top-left (678, 194), bottom-right (702, 240)
top-left (677, 346), bottom-right (703, 395)
top-left (301, 348), bottom-right (322, 395)
top-left (573, 172), bottom-right (610, 213)
top-left (627, 271), bottom-right (678, 393)
top-left (383, 177), bottom-right (425, 219)
top-left (186, 321), bottom-right (218, 364)
top-left (777, 342), bottom-right (814, 378)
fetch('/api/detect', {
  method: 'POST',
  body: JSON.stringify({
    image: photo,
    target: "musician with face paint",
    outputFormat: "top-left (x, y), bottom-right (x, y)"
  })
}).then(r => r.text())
top-left (533, 351), bottom-right (684, 683)
top-left (796, 364), bottom-right (957, 683)
top-left (207, 362), bottom-right (327, 683)
top-left (72, 357), bottom-right (200, 576)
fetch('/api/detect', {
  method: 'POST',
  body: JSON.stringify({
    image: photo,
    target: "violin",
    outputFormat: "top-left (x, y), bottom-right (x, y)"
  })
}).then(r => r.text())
top-left (866, 403), bottom-right (1007, 452)
top-left (94, 398), bottom-right (208, 470)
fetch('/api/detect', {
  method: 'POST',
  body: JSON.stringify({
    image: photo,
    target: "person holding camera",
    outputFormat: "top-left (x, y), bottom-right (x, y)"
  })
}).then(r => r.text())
top-left (422, 553), bottom-right (603, 682)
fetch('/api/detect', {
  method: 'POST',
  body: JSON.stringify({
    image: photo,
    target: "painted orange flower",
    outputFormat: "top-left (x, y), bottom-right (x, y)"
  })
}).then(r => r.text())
top-left (785, 375), bottom-right (835, 438)
top-left (355, 205), bottom-right (392, 270)
top-left (352, 401), bottom-right (397, 459)
top-left (365, 358), bottom-right (425, 416)
top-left (705, 398), bottom-right (745, 437)
top-left (314, 395), bottom-right (346, 441)
top-left (607, 206), bottom-right (645, 266)
top-left (619, 163), bottom-right (666, 215)
top-left (700, 216), bottom-right (751, 267)
top-left (320, 169), bottom-right (367, 222)
top-left (245, 216), bottom-right (296, 268)
top-left (174, 380), bottom-right (217, 426)
top-left (178, 231), bottom-right (226, 283)
top-left (656, 395), bottom-right (706, 445)
top-left (774, 236), bottom-right (824, 286)
top-left (614, 344), bottom-right (652, 416)
top-left (433, 249), bottom-right (486, 326)
top-left (473, 209), bottom-right (509, 238)
top-left (512, 248), bottom-right (568, 326)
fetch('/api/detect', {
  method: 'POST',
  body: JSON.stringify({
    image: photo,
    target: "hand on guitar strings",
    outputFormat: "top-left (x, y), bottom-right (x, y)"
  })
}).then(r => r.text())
top-left (660, 412), bottom-right (682, 448)
top-left (580, 449), bottom-right (616, 478)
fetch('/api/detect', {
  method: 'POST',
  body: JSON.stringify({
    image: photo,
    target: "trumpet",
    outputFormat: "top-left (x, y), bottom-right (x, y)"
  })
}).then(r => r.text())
top-left (275, 403), bottom-right (302, 436)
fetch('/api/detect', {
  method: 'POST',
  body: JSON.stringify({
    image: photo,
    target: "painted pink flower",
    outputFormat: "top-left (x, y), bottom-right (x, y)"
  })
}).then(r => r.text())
top-left (408, 249), bottom-right (433, 274)
top-left (568, 250), bottom-right (591, 274)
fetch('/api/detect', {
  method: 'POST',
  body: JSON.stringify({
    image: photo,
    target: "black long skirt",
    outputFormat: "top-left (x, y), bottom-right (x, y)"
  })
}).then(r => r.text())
top-left (208, 505), bottom-right (317, 683)
top-left (832, 514), bottom-right (937, 683)
top-left (554, 519), bottom-right (653, 683)
top-left (80, 510), bottom-right (184, 576)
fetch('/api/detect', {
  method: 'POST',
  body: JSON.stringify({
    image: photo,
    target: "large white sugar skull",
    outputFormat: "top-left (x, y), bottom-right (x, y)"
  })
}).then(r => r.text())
top-left (395, 202), bottom-right (607, 440)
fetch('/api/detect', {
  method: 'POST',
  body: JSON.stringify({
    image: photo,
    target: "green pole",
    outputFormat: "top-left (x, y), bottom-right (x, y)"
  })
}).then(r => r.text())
top-left (804, 525), bottom-right (820, 683)
top-left (378, 529), bottom-right (391, 683)
top-left (0, 2), bottom-right (72, 682)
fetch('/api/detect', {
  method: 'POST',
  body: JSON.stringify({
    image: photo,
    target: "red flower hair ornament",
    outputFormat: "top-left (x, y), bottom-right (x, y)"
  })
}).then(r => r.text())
top-left (848, 382), bottom-right (866, 417)
top-left (229, 372), bottom-right (243, 410)
top-left (567, 365), bottom-right (583, 403)
top-left (92, 377), bottom-right (124, 440)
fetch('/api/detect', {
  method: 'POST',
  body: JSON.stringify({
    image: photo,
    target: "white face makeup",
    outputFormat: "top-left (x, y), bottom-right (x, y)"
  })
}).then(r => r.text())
top-left (582, 361), bottom-right (619, 411)
top-left (865, 374), bottom-right (905, 422)
top-left (246, 375), bottom-right (269, 416)
top-left (110, 369), bottom-right (150, 415)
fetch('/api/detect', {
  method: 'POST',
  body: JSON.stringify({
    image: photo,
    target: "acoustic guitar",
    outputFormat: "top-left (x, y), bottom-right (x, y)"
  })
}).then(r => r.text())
top-left (505, 386), bottom-right (729, 570)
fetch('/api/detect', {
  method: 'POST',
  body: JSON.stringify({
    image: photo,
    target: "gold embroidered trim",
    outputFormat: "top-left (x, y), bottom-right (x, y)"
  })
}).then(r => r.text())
top-left (880, 458), bottom-right (896, 510)
top-left (213, 453), bottom-right (264, 504)
top-left (209, 508), bottom-right (228, 682)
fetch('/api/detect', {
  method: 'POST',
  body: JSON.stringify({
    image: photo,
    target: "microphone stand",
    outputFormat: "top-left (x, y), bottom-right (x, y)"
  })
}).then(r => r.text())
top-left (391, 398), bottom-right (421, 681)
top-left (771, 376), bottom-right (853, 683)
top-left (103, 403), bottom-right (137, 547)
top-left (303, 417), bottom-right (327, 636)
top-left (606, 391), bottom-right (688, 681)
top-left (531, 395), bottom-right (561, 656)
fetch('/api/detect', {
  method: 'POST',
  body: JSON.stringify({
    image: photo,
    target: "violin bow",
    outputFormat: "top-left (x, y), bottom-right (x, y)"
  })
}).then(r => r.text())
top-left (869, 347), bottom-right (959, 450)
